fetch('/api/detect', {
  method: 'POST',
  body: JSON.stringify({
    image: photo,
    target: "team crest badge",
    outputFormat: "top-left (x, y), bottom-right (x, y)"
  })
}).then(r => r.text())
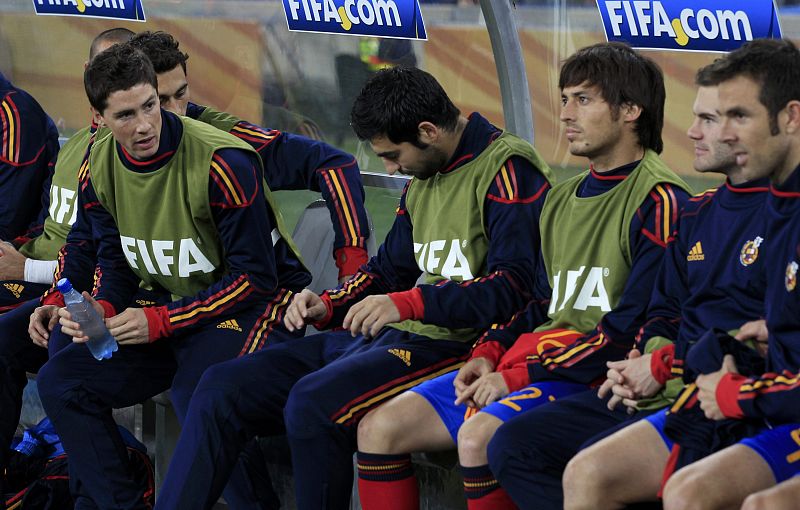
top-left (740, 236), bottom-right (764, 266)
top-left (786, 261), bottom-right (798, 292)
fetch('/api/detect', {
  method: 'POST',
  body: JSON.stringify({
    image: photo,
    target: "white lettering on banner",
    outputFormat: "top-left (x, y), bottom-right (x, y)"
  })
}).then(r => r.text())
top-left (605, 1), bottom-right (753, 46)
top-left (120, 236), bottom-right (215, 277)
top-left (36, 0), bottom-right (126, 8)
top-left (286, 0), bottom-right (401, 27)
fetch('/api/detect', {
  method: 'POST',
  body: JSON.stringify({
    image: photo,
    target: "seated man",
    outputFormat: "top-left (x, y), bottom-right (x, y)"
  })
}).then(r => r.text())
top-left (561, 63), bottom-right (770, 510)
top-left (355, 41), bottom-right (690, 510)
top-left (129, 30), bottom-right (370, 283)
top-left (154, 65), bottom-right (553, 510)
top-left (36, 43), bottom-right (310, 510)
top-left (0, 69), bottom-right (60, 305)
top-left (0, 27), bottom-right (136, 495)
top-left (656, 38), bottom-right (800, 510)
top-left (126, 28), bottom-right (372, 508)
top-left (0, 70), bottom-right (59, 247)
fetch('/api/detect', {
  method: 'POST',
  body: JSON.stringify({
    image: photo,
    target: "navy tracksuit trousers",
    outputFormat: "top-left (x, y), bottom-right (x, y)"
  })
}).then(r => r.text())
top-left (37, 300), bottom-right (302, 510)
top-left (155, 327), bottom-right (469, 510)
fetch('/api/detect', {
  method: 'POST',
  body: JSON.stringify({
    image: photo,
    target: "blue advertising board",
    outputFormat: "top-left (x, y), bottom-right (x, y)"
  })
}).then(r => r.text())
top-left (596, 1), bottom-right (781, 52)
top-left (282, 0), bottom-right (426, 40)
top-left (33, 0), bottom-right (145, 22)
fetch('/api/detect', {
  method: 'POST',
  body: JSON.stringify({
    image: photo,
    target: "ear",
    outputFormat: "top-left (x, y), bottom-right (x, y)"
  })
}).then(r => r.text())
top-left (783, 100), bottom-right (800, 135)
top-left (91, 106), bottom-right (105, 128)
top-left (417, 121), bottom-right (439, 145)
top-left (621, 102), bottom-right (643, 123)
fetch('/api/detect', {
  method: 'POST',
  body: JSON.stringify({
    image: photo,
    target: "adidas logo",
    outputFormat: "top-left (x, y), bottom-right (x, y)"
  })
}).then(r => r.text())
top-left (388, 348), bottom-right (411, 366)
top-left (687, 242), bottom-right (705, 262)
top-left (135, 299), bottom-right (156, 306)
top-left (3, 283), bottom-right (23, 299)
top-left (217, 319), bottom-right (243, 332)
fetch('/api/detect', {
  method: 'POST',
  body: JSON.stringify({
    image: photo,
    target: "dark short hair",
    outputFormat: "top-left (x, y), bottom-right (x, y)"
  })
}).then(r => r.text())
top-left (89, 27), bottom-right (135, 61)
top-left (703, 39), bottom-right (800, 135)
top-left (84, 43), bottom-right (157, 113)
top-left (559, 42), bottom-right (665, 153)
top-left (350, 66), bottom-right (460, 145)
top-left (129, 31), bottom-right (189, 74)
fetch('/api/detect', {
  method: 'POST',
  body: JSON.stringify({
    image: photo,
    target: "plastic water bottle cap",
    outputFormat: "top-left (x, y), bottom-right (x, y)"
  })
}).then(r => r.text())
top-left (56, 278), bottom-right (73, 294)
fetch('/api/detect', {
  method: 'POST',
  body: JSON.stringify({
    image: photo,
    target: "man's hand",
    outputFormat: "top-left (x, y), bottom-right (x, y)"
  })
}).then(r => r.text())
top-left (106, 308), bottom-right (149, 345)
top-left (58, 292), bottom-right (105, 343)
top-left (285, 289), bottom-right (327, 332)
top-left (736, 319), bottom-right (769, 357)
top-left (599, 349), bottom-right (663, 411)
top-left (696, 354), bottom-right (739, 420)
top-left (0, 242), bottom-right (26, 280)
top-left (455, 373), bottom-right (509, 409)
top-left (342, 295), bottom-right (400, 338)
top-left (28, 305), bottom-right (59, 348)
top-left (453, 357), bottom-right (495, 407)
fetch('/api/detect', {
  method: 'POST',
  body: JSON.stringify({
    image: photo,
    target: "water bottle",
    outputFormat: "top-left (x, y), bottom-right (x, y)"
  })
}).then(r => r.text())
top-left (56, 278), bottom-right (118, 360)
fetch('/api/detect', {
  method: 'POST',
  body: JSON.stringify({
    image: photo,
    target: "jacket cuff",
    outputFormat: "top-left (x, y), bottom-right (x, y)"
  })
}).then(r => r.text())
top-left (500, 366), bottom-right (531, 394)
top-left (96, 299), bottom-right (117, 319)
top-left (650, 344), bottom-right (676, 385)
top-left (335, 247), bottom-right (369, 280)
top-left (313, 292), bottom-right (334, 329)
top-left (41, 290), bottom-right (65, 308)
top-left (717, 372), bottom-right (747, 419)
top-left (143, 306), bottom-right (172, 342)
top-left (469, 341), bottom-right (506, 367)
top-left (388, 288), bottom-right (424, 321)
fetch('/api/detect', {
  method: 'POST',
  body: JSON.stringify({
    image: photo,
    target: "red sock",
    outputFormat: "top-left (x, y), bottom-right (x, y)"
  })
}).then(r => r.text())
top-left (462, 464), bottom-right (518, 510)
top-left (357, 452), bottom-right (419, 510)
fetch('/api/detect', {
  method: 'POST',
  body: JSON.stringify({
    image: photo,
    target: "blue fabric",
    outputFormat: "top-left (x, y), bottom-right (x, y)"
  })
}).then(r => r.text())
top-left (411, 372), bottom-right (585, 441)
top-left (740, 423), bottom-right (800, 483)
top-left (643, 408), bottom-right (674, 450)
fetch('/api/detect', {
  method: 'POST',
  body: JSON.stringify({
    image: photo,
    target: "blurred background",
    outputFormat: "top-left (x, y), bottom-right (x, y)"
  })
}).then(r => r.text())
top-left (2, 0), bottom-right (794, 237)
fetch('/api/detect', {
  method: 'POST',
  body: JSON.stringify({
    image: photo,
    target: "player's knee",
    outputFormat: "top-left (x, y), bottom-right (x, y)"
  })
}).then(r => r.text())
top-left (563, 449), bottom-right (606, 509)
top-left (36, 357), bottom-right (73, 415)
top-left (284, 378), bottom-right (329, 437)
top-left (662, 469), bottom-right (707, 510)
top-left (741, 491), bottom-right (770, 510)
top-left (357, 406), bottom-right (405, 453)
top-left (457, 415), bottom-right (498, 465)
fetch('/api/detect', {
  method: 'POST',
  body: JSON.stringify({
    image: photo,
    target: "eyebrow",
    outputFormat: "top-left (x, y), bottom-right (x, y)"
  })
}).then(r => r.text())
top-left (724, 106), bottom-right (749, 117)
top-left (375, 150), bottom-right (399, 159)
top-left (159, 84), bottom-right (187, 100)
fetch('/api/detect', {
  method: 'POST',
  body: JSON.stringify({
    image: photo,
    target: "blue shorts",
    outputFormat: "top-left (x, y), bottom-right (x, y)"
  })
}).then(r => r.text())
top-left (644, 408), bottom-right (674, 451)
top-left (741, 423), bottom-right (800, 483)
top-left (411, 371), bottom-right (586, 441)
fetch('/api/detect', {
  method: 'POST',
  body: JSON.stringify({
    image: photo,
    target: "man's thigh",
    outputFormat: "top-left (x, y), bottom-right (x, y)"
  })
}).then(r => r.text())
top-left (492, 389), bottom-right (632, 471)
top-left (286, 333), bottom-right (470, 435)
top-left (41, 340), bottom-right (176, 409)
top-left (0, 298), bottom-right (47, 371)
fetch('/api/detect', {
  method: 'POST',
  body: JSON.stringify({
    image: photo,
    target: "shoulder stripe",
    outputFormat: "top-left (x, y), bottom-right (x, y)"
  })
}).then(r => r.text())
top-left (1, 96), bottom-right (20, 163)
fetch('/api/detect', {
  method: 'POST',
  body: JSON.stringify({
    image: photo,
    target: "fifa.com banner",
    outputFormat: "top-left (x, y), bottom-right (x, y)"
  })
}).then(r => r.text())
top-left (32, 0), bottom-right (146, 22)
top-left (282, 0), bottom-right (427, 40)
top-left (596, 0), bottom-right (781, 52)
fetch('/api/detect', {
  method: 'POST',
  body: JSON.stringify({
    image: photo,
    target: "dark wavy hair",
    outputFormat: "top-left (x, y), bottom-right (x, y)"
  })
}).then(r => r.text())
top-left (702, 39), bottom-right (800, 136)
top-left (350, 66), bottom-right (460, 146)
top-left (84, 43), bottom-right (157, 113)
top-left (559, 42), bottom-right (665, 153)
